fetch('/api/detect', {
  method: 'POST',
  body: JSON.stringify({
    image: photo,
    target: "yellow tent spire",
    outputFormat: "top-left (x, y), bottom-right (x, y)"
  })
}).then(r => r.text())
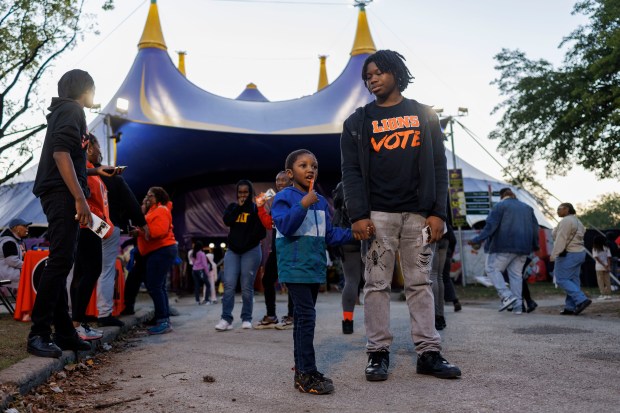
top-left (177, 51), bottom-right (187, 76)
top-left (138, 0), bottom-right (167, 50)
top-left (350, 2), bottom-right (376, 56)
top-left (317, 55), bottom-right (329, 91)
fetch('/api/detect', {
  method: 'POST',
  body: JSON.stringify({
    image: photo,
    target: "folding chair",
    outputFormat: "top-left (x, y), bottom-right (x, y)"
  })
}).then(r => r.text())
top-left (0, 280), bottom-right (16, 315)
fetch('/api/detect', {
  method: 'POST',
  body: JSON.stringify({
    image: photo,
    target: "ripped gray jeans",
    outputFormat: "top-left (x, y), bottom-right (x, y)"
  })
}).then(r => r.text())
top-left (362, 211), bottom-right (441, 354)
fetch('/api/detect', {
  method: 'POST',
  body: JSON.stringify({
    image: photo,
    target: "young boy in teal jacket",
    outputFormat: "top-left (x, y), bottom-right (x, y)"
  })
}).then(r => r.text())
top-left (271, 149), bottom-right (352, 395)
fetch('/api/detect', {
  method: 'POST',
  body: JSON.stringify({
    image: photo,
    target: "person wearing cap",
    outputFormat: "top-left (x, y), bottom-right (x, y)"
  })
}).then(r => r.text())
top-left (0, 218), bottom-right (31, 289)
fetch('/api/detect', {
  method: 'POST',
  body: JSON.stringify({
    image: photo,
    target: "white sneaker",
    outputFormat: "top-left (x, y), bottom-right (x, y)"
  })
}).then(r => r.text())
top-left (513, 309), bottom-right (523, 315)
top-left (498, 296), bottom-right (517, 312)
top-left (475, 276), bottom-right (494, 288)
top-left (241, 321), bottom-right (252, 329)
top-left (215, 319), bottom-right (233, 331)
top-left (76, 325), bottom-right (103, 341)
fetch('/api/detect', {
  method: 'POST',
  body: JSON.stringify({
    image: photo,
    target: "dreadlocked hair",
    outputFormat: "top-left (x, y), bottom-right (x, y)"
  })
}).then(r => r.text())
top-left (362, 50), bottom-right (414, 93)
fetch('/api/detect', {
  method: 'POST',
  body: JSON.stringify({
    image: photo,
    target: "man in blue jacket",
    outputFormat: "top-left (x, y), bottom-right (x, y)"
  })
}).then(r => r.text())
top-left (469, 188), bottom-right (540, 313)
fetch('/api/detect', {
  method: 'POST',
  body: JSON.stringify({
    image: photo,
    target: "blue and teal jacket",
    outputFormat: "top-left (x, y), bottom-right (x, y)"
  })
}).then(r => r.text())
top-left (272, 186), bottom-right (353, 284)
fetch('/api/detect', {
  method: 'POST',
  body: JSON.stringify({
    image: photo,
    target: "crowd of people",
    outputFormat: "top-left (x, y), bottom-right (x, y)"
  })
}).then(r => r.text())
top-left (1, 50), bottom-right (618, 397)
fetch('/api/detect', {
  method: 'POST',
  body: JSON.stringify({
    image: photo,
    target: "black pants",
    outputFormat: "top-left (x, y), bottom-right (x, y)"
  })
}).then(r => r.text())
top-left (30, 191), bottom-right (79, 338)
top-left (262, 251), bottom-right (278, 316)
top-left (70, 228), bottom-right (102, 323)
top-left (124, 250), bottom-right (146, 310)
top-left (443, 249), bottom-right (459, 303)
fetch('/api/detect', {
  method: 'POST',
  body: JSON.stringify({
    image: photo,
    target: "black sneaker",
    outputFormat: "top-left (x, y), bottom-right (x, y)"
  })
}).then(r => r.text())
top-left (365, 351), bottom-right (389, 381)
top-left (294, 370), bottom-right (334, 395)
top-left (416, 351), bottom-right (461, 379)
top-left (98, 315), bottom-right (125, 327)
top-left (27, 335), bottom-right (62, 358)
top-left (526, 300), bottom-right (538, 313)
top-left (53, 333), bottom-right (91, 352)
top-left (435, 315), bottom-right (447, 330)
top-left (453, 300), bottom-right (462, 312)
top-left (574, 298), bottom-right (592, 315)
top-left (342, 319), bottom-right (353, 334)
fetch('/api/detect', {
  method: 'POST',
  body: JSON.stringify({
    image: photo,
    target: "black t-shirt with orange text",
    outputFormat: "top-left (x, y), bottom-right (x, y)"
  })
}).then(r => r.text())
top-left (367, 99), bottom-right (423, 213)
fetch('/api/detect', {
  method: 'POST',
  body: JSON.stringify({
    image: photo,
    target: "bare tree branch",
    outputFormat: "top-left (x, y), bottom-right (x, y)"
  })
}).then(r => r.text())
top-left (0, 123), bottom-right (45, 154)
top-left (0, 153), bottom-right (34, 186)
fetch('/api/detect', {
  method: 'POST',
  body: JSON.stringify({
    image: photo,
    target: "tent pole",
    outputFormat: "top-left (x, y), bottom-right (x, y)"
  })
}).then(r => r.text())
top-left (448, 117), bottom-right (467, 286)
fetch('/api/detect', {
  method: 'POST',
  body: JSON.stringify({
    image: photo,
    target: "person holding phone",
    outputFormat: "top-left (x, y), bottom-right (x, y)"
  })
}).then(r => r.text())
top-left (340, 50), bottom-right (460, 380)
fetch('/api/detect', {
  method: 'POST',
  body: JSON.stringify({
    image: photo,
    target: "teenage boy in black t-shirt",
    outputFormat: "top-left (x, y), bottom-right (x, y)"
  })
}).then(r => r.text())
top-left (27, 69), bottom-right (110, 358)
top-left (340, 50), bottom-right (461, 380)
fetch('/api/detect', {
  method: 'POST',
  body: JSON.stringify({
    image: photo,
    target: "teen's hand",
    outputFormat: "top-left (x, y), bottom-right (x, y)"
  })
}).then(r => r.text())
top-left (352, 219), bottom-right (375, 241)
top-left (425, 216), bottom-right (444, 243)
top-left (75, 198), bottom-right (92, 227)
top-left (94, 165), bottom-right (116, 177)
top-left (300, 191), bottom-right (319, 209)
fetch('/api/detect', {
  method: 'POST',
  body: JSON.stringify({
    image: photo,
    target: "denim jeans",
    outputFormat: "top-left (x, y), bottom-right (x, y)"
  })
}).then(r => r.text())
top-left (145, 244), bottom-right (178, 321)
top-left (221, 245), bottom-right (262, 323)
top-left (362, 211), bottom-right (441, 354)
top-left (97, 226), bottom-right (120, 318)
top-left (287, 282), bottom-right (320, 374)
top-left (554, 250), bottom-right (587, 310)
top-left (30, 191), bottom-right (79, 338)
top-left (485, 252), bottom-right (527, 310)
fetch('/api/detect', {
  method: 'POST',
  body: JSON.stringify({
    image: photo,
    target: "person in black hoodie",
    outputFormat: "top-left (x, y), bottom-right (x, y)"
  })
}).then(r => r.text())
top-left (96, 171), bottom-right (148, 326)
top-left (27, 69), bottom-right (113, 358)
top-left (215, 180), bottom-right (267, 331)
top-left (340, 50), bottom-right (461, 381)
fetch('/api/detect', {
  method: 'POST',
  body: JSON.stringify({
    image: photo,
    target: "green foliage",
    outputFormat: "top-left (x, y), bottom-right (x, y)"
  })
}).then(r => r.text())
top-left (491, 0), bottom-right (620, 180)
top-left (580, 192), bottom-right (620, 229)
top-left (0, 0), bottom-right (114, 184)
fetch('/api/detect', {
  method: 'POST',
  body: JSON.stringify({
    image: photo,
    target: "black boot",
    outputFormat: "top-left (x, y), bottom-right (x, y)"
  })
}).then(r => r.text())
top-left (453, 300), bottom-right (462, 312)
top-left (27, 335), bottom-right (62, 358)
top-left (342, 319), bottom-right (353, 334)
top-left (526, 300), bottom-right (538, 313)
top-left (53, 332), bottom-right (92, 352)
top-left (416, 351), bottom-right (461, 379)
top-left (365, 351), bottom-right (389, 381)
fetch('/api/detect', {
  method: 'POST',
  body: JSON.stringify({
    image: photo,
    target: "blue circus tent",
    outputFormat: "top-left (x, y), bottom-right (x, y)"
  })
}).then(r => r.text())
top-left (87, 0), bottom-right (378, 198)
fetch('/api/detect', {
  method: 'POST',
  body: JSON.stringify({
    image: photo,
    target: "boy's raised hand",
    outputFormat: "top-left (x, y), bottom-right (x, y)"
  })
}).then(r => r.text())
top-left (301, 191), bottom-right (319, 209)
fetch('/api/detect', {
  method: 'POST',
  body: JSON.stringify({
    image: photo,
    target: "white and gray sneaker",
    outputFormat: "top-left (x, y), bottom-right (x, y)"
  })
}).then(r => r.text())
top-left (76, 324), bottom-right (103, 341)
top-left (215, 319), bottom-right (233, 331)
top-left (499, 296), bottom-right (517, 312)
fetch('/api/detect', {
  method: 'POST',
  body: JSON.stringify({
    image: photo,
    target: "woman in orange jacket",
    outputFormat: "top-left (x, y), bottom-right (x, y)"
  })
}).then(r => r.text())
top-left (134, 186), bottom-right (178, 335)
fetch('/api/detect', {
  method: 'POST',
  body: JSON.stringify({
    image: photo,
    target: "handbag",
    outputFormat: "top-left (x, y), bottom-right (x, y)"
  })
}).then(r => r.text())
top-left (558, 230), bottom-right (577, 258)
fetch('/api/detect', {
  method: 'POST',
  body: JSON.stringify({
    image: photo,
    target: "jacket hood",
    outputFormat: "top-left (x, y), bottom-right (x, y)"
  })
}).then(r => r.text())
top-left (47, 98), bottom-right (80, 119)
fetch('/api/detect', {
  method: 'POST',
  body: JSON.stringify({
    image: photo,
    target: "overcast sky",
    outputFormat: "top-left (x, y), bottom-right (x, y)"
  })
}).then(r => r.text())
top-left (28, 0), bottom-right (617, 209)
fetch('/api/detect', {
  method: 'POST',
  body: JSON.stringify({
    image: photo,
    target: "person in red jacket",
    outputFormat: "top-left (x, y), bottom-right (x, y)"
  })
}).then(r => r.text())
top-left (70, 135), bottom-right (115, 341)
top-left (132, 186), bottom-right (177, 335)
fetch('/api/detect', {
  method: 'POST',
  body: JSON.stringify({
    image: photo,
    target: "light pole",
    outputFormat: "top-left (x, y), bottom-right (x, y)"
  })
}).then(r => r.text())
top-left (436, 107), bottom-right (469, 285)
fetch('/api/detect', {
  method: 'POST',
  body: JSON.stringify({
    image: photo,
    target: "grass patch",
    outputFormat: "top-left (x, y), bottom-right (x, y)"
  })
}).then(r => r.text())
top-left (0, 313), bottom-right (30, 371)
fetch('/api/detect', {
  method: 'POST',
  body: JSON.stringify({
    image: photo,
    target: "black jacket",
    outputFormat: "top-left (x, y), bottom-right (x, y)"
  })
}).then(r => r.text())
top-left (100, 174), bottom-right (147, 230)
top-left (33, 98), bottom-right (89, 198)
top-left (340, 98), bottom-right (448, 222)
top-left (223, 202), bottom-right (266, 254)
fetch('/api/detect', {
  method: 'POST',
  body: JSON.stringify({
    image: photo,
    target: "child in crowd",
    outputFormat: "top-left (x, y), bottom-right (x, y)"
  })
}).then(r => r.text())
top-left (255, 171), bottom-right (294, 329)
top-left (592, 235), bottom-right (612, 299)
top-left (271, 149), bottom-right (353, 394)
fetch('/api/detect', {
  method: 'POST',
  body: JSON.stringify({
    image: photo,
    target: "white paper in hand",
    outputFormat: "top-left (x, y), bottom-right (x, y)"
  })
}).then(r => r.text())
top-left (89, 213), bottom-right (111, 239)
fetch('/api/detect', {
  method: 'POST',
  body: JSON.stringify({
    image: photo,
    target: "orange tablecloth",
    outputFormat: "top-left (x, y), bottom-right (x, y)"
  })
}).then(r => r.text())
top-left (14, 251), bottom-right (125, 321)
